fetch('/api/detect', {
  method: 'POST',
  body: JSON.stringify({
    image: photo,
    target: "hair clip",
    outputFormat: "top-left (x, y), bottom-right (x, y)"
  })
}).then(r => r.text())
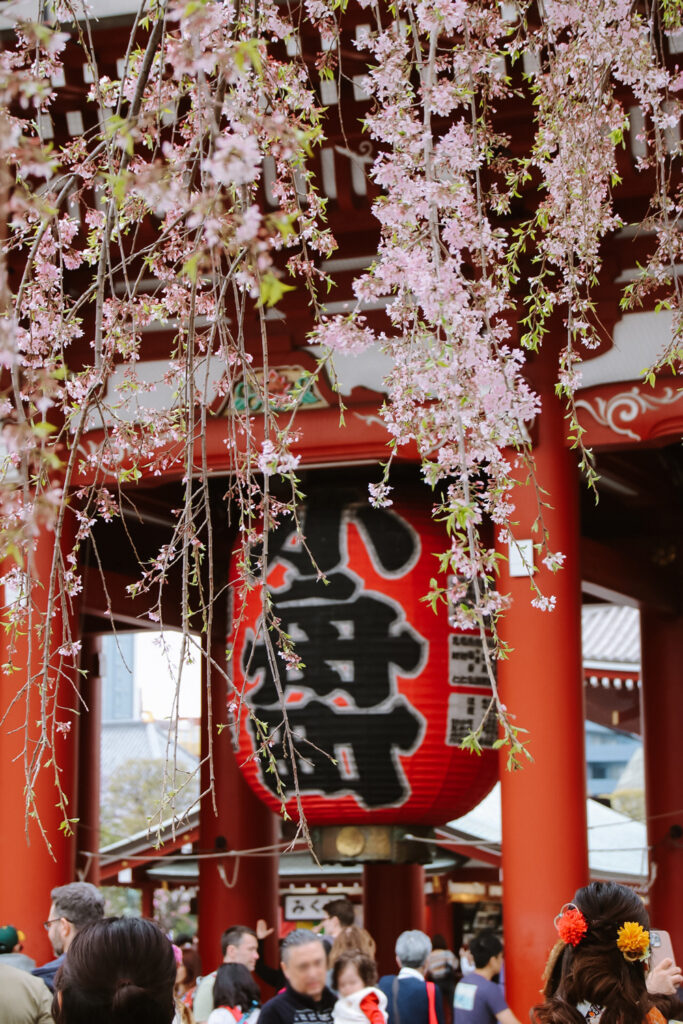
top-left (554, 904), bottom-right (588, 947)
top-left (616, 922), bottom-right (650, 962)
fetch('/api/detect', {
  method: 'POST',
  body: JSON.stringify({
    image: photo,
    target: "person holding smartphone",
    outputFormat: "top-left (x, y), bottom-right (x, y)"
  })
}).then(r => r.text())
top-left (646, 931), bottom-right (682, 1000)
top-left (533, 881), bottom-right (681, 1024)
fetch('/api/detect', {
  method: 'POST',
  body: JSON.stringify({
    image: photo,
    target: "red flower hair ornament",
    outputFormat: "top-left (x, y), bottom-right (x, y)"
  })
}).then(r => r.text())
top-left (554, 904), bottom-right (589, 946)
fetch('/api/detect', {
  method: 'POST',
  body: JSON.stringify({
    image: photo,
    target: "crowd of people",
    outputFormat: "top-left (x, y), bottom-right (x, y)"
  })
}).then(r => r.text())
top-left (0, 883), bottom-right (681, 1024)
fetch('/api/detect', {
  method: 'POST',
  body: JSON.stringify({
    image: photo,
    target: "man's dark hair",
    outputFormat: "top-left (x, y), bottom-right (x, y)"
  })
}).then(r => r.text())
top-left (53, 917), bottom-right (176, 1024)
top-left (281, 929), bottom-right (325, 964)
top-left (470, 931), bottom-right (502, 969)
top-left (51, 883), bottom-right (105, 932)
top-left (221, 925), bottom-right (257, 958)
top-left (322, 898), bottom-right (355, 927)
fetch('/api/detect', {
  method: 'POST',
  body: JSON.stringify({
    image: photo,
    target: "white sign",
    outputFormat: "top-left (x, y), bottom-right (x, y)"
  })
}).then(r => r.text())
top-left (284, 895), bottom-right (327, 921)
top-left (508, 538), bottom-right (534, 577)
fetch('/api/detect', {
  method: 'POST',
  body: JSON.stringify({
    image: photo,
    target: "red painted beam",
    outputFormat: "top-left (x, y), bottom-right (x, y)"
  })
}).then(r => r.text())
top-left (73, 401), bottom-right (410, 488)
top-left (71, 373), bottom-right (683, 497)
top-left (581, 537), bottom-right (676, 613)
top-left (99, 825), bottom-right (200, 883)
top-left (81, 565), bottom-right (187, 631)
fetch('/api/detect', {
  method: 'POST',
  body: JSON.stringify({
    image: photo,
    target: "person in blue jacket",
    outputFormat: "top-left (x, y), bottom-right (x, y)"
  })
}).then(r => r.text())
top-left (33, 882), bottom-right (104, 992)
top-left (379, 931), bottom-right (445, 1024)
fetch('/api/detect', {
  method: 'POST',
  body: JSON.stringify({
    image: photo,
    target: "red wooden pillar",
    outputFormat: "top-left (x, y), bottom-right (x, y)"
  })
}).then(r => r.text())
top-left (363, 862), bottom-right (426, 976)
top-left (425, 878), bottom-right (453, 948)
top-left (140, 881), bottom-right (156, 920)
top-left (77, 634), bottom-right (102, 884)
top-left (641, 609), bottom-right (683, 957)
top-left (496, 372), bottom-right (588, 1017)
top-left (198, 635), bottom-right (280, 978)
top-left (0, 521), bottom-right (80, 963)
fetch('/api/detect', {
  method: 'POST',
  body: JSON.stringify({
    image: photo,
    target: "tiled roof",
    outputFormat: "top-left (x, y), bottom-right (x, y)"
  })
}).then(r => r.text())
top-left (582, 604), bottom-right (640, 668)
top-left (101, 720), bottom-right (197, 786)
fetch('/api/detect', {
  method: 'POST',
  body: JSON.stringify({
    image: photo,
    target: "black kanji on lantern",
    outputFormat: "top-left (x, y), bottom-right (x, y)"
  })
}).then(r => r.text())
top-left (247, 593), bottom-right (423, 709)
top-left (255, 700), bottom-right (423, 807)
top-left (241, 501), bottom-right (427, 808)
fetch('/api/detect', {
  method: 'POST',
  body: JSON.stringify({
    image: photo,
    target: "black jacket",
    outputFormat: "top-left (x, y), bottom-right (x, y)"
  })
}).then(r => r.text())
top-left (259, 983), bottom-right (336, 1024)
top-left (256, 938), bottom-right (286, 991)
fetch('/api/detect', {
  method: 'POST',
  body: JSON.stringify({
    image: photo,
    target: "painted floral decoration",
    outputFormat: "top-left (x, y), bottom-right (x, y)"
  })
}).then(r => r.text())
top-left (555, 905), bottom-right (589, 946)
top-left (616, 922), bottom-right (650, 962)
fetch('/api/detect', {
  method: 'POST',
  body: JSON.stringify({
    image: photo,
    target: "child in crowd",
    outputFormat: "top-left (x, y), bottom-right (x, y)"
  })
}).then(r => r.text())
top-left (208, 963), bottom-right (261, 1024)
top-left (332, 953), bottom-right (388, 1024)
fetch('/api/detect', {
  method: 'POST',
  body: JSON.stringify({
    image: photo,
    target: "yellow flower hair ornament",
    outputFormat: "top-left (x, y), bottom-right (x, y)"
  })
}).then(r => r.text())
top-left (616, 922), bottom-right (650, 962)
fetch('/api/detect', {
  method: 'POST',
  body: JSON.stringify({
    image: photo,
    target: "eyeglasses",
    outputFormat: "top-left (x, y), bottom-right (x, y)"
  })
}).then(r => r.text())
top-left (43, 918), bottom-right (63, 931)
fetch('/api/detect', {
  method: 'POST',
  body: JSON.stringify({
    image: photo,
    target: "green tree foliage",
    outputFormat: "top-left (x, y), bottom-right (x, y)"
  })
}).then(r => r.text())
top-left (100, 757), bottom-right (199, 846)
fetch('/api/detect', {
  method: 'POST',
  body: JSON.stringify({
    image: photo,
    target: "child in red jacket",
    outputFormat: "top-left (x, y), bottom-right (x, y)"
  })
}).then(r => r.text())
top-left (333, 953), bottom-right (388, 1024)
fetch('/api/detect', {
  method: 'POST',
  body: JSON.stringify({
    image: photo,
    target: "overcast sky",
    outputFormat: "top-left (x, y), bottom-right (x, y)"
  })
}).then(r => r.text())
top-left (136, 632), bottom-right (201, 719)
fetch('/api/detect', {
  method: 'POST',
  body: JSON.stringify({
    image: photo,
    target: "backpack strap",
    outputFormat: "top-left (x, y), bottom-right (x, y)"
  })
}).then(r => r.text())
top-left (392, 977), bottom-right (401, 1024)
top-left (426, 981), bottom-right (438, 1024)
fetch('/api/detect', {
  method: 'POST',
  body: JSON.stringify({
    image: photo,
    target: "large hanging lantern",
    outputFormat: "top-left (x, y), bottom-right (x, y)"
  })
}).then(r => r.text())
top-left (229, 489), bottom-right (498, 826)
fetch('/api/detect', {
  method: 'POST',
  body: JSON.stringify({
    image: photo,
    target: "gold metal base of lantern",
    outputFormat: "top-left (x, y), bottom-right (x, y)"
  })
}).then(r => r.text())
top-left (311, 825), bottom-right (434, 864)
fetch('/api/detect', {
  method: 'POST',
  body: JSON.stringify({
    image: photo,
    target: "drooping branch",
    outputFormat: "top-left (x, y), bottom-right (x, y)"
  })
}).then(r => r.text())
top-left (0, 0), bottom-right (680, 835)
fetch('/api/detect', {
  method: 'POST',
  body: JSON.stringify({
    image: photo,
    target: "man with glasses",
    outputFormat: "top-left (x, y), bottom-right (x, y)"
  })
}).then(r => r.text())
top-left (33, 882), bottom-right (105, 992)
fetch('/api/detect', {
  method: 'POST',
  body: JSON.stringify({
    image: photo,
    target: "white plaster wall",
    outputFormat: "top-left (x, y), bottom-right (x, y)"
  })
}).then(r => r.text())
top-left (578, 311), bottom-right (674, 390)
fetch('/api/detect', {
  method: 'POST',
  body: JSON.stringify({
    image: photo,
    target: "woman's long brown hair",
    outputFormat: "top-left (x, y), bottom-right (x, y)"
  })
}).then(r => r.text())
top-left (531, 883), bottom-right (653, 1024)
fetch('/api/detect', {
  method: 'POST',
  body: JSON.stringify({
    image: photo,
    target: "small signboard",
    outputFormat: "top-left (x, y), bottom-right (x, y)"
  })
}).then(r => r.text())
top-left (283, 894), bottom-right (327, 921)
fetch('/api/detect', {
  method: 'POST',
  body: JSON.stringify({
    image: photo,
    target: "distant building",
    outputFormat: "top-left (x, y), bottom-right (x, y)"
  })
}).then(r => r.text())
top-left (100, 718), bottom-right (198, 789)
top-left (581, 604), bottom-right (642, 802)
top-left (610, 744), bottom-right (645, 821)
top-left (99, 633), bottom-right (199, 787)
top-left (101, 634), bottom-right (137, 722)
top-left (585, 721), bottom-right (641, 799)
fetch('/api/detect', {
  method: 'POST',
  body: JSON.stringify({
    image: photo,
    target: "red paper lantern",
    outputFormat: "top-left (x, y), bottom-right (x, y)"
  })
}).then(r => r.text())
top-left (229, 492), bottom-right (498, 826)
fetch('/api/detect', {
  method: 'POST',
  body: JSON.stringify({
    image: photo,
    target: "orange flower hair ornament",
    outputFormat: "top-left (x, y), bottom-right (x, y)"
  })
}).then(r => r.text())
top-left (554, 904), bottom-right (589, 946)
top-left (616, 922), bottom-right (650, 962)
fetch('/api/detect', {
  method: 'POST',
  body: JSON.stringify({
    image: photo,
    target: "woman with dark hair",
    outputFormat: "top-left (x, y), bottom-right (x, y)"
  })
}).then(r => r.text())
top-left (532, 881), bottom-right (679, 1024)
top-left (53, 916), bottom-right (177, 1024)
top-left (208, 963), bottom-right (261, 1024)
